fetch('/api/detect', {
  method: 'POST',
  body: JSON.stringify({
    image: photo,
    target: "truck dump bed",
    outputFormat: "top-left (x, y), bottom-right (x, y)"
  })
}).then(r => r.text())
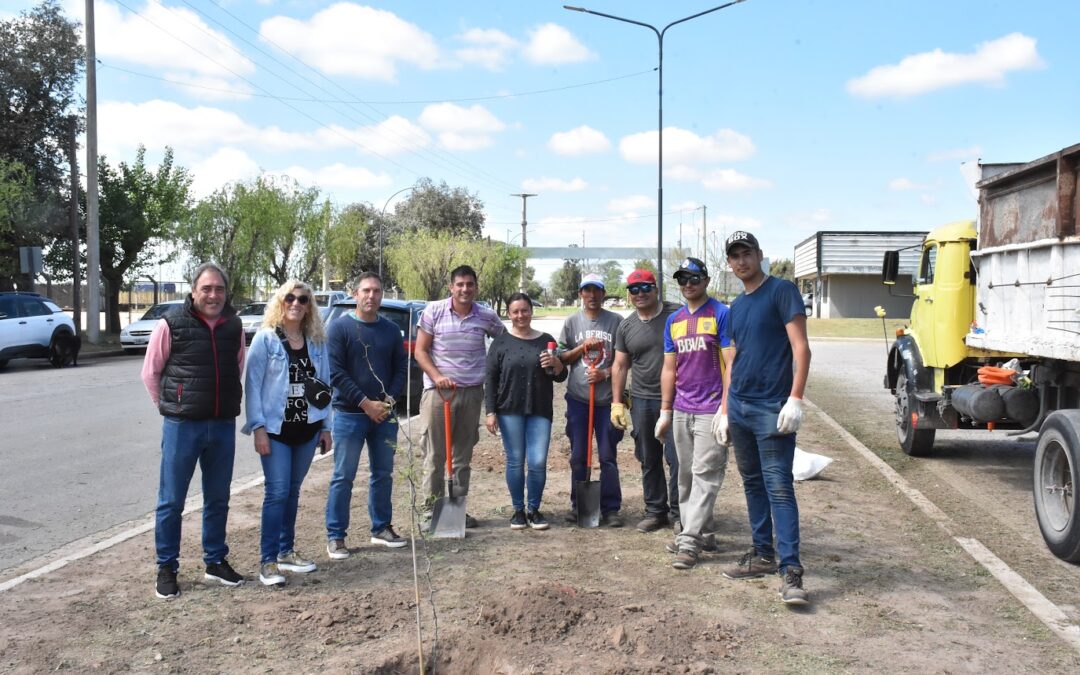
top-left (967, 143), bottom-right (1080, 361)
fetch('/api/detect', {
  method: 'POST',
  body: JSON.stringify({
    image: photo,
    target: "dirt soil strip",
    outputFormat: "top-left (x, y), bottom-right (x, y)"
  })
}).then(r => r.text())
top-left (808, 399), bottom-right (1080, 655)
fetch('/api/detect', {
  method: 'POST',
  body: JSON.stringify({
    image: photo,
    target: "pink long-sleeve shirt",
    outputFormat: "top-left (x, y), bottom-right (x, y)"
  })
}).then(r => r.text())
top-left (140, 315), bottom-right (246, 407)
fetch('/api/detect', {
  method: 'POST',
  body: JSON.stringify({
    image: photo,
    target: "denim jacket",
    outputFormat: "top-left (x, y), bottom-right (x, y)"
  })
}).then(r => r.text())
top-left (242, 327), bottom-right (332, 436)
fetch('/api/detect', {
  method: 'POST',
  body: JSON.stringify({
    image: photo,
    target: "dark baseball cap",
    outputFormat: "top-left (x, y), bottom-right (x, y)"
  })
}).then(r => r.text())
top-left (673, 257), bottom-right (708, 279)
top-left (725, 230), bottom-right (760, 255)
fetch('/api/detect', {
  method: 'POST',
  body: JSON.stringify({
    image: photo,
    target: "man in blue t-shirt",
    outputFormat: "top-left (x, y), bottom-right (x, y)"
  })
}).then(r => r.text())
top-left (717, 231), bottom-right (812, 606)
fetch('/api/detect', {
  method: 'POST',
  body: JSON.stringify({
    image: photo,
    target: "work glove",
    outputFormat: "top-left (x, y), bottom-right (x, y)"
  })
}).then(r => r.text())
top-left (654, 410), bottom-right (672, 440)
top-left (776, 397), bottom-right (803, 435)
top-left (711, 412), bottom-right (729, 445)
top-left (610, 402), bottom-right (629, 430)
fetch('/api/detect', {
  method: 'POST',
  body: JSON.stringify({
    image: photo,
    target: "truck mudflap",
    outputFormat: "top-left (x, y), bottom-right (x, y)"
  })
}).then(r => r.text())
top-left (886, 334), bottom-right (931, 394)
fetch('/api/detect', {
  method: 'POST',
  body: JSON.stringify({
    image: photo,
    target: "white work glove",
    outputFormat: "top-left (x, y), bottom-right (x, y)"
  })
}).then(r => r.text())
top-left (654, 410), bottom-right (673, 440)
top-left (776, 397), bottom-right (803, 435)
top-left (711, 412), bottom-right (729, 445)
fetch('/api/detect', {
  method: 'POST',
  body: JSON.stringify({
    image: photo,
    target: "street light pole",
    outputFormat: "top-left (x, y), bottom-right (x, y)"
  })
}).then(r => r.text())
top-left (564, 1), bottom-right (746, 298)
top-left (510, 193), bottom-right (536, 292)
top-left (379, 185), bottom-right (416, 279)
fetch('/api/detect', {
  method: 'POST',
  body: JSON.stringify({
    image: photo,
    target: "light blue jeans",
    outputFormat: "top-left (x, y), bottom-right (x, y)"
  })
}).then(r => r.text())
top-left (497, 414), bottom-right (553, 512)
top-left (155, 417), bottom-right (235, 571)
top-left (259, 434), bottom-right (319, 563)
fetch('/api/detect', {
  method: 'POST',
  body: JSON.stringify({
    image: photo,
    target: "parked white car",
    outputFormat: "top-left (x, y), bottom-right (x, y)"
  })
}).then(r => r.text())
top-left (237, 302), bottom-right (267, 343)
top-left (0, 292), bottom-right (79, 368)
top-left (120, 300), bottom-right (184, 352)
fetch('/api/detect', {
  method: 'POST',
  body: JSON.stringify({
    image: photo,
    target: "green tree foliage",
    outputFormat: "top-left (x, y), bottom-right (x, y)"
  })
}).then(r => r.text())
top-left (181, 182), bottom-right (265, 300)
top-left (0, 158), bottom-right (33, 241)
top-left (598, 260), bottom-right (624, 298)
top-left (393, 178), bottom-right (485, 239)
top-left (549, 259), bottom-right (582, 303)
top-left (770, 257), bottom-right (795, 282)
top-left (386, 231), bottom-right (523, 308)
top-left (0, 1), bottom-right (84, 289)
top-left (96, 147), bottom-right (192, 332)
top-left (325, 202), bottom-right (388, 289)
top-left (631, 258), bottom-right (657, 276)
top-left (256, 176), bottom-right (331, 286)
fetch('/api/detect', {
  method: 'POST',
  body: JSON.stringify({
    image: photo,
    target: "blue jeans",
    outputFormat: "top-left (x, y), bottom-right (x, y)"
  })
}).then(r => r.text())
top-left (259, 434), bottom-right (319, 563)
top-left (326, 411), bottom-right (397, 539)
top-left (155, 417), bottom-right (236, 571)
top-left (728, 396), bottom-right (801, 572)
top-left (629, 396), bottom-right (679, 521)
top-left (565, 394), bottom-right (623, 515)
top-left (497, 414), bottom-right (552, 512)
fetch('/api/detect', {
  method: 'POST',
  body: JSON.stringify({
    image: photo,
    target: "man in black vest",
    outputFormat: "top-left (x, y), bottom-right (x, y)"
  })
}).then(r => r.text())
top-left (141, 262), bottom-right (246, 599)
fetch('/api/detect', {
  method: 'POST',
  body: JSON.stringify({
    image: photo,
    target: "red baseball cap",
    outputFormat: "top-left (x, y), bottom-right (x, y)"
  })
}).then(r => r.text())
top-left (626, 269), bottom-right (657, 286)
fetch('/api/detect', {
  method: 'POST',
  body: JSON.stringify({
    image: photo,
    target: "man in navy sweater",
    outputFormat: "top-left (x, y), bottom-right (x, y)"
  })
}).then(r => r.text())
top-left (325, 272), bottom-right (408, 559)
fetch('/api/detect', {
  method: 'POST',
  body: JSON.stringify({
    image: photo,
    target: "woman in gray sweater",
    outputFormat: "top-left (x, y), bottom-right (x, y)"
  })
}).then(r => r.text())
top-left (484, 293), bottom-right (567, 530)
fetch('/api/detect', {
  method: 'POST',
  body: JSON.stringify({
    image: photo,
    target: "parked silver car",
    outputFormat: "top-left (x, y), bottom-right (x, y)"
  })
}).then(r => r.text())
top-left (119, 300), bottom-right (184, 352)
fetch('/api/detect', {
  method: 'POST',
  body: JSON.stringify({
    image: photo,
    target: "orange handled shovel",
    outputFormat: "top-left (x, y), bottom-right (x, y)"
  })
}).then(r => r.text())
top-left (430, 383), bottom-right (467, 538)
top-left (575, 348), bottom-right (604, 528)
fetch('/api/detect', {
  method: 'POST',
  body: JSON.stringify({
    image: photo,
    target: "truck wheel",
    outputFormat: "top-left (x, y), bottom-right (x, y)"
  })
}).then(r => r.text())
top-left (895, 372), bottom-right (935, 456)
top-left (1034, 411), bottom-right (1080, 562)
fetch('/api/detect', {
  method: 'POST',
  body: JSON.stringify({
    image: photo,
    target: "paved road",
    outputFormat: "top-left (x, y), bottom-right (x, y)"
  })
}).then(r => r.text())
top-left (0, 353), bottom-right (263, 572)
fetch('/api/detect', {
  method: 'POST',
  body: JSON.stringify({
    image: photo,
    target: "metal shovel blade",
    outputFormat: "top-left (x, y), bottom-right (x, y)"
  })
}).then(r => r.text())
top-left (575, 479), bottom-right (601, 528)
top-left (429, 495), bottom-right (467, 539)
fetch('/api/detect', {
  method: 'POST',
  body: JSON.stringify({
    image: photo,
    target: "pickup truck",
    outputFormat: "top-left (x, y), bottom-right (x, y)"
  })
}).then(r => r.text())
top-left (881, 142), bottom-right (1080, 562)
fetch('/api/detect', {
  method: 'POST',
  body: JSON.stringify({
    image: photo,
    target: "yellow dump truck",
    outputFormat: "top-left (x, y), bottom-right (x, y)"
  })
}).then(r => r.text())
top-left (882, 142), bottom-right (1080, 562)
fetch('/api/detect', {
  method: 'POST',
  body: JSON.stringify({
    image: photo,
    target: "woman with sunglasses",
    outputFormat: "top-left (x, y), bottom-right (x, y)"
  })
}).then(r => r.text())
top-left (243, 280), bottom-right (332, 586)
top-left (484, 292), bottom-right (567, 530)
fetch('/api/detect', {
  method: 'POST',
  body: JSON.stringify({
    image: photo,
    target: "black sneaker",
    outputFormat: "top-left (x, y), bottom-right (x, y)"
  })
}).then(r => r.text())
top-left (510, 510), bottom-right (528, 530)
top-left (779, 566), bottom-right (809, 605)
top-left (527, 510), bottom-right (550, 530)
top-left (155, 566), bottom-right (180, 599)
top-left (564, 509), bottom-right (578, 523)
top-left (204, 559), bottom-right (244, 587)
top-left (465, 513), bottom-right (479, 529)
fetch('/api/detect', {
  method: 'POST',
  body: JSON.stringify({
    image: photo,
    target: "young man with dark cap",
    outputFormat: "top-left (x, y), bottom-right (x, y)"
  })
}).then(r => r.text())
top-left (718, 231), bottom-right (812, 606)
top-left (655, 257), bottom-right (733, 569)
top-left (610, 269), bottom-right (682, 533)
top-left (559, 273), bottom-right (625, 526)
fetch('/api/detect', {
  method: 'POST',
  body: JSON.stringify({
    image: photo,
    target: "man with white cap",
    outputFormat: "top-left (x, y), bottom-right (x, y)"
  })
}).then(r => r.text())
top-left (559, 273), bottom-right (625, 526)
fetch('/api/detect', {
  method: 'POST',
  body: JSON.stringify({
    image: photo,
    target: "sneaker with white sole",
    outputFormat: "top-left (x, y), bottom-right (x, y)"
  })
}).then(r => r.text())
top-left (509, 510), bottom-right (528, 529)
top-left (155, 566), bottom-right (180, 599)
top-left (204, 559), bottom-right (244, 587)
top-left (779, 566), bottom-right (809, 605)
top-left (259, 562), bottom-right (286, 586)
top-left (327, 539), bottom-right (350, 560)
top-left (371, 526), bottom-right (407, 548)
top-left (527, 510), bottom-right (550, 530)
top-left (277, 550), bottom-right (317, 573)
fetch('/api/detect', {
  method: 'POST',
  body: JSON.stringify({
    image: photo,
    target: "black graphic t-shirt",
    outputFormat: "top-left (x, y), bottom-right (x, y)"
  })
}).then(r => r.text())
top-left (269, 339), bottom-right (321, 446)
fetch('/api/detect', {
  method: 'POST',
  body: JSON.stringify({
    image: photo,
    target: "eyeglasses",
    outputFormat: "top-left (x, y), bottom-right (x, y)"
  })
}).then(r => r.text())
top-left (676, 275), bottom-right (704, 287)
top-left (284, 293), bottom-right (310, 305)
top-left (627, 283), bottom-right (655, 295)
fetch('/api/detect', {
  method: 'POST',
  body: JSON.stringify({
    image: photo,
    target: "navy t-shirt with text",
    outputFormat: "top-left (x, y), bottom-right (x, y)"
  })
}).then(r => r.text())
top-left (725, 275), bottom-right (805, 403)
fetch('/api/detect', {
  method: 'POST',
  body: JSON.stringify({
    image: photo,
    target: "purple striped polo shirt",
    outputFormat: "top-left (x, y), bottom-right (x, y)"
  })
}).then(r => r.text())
top-left (418, 297), bottom-right (505, 388)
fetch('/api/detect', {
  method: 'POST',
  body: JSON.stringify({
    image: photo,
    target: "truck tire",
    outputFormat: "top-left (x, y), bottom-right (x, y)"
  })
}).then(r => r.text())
top-left (895, 371), bottom-right (935, 456)
top-left (1034, 410), bottom-right (1080, 563)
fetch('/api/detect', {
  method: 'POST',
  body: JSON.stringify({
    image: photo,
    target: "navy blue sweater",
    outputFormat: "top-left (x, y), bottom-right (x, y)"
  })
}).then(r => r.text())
top-left (327, 313), bottom-right (407, 410)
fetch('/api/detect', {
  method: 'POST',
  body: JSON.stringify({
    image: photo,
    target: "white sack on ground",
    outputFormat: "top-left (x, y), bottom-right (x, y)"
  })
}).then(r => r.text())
top-left (793, 447), bottom-right (833, 481)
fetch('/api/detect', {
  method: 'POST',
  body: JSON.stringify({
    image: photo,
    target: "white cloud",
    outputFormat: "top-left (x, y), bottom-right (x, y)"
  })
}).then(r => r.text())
top-left (712, 214), bottom-right (764, 231)
top-left (608, 195), bottom-right (654, 213)
top-left (521, 177), bottom-right (588, 192)
top-left (190, 148), bottom-right (262, 198)
top-left (279, 163), bottom-right (392, 191)
top-left (160, 73), bottom-right (253, 102)
top-left (349, 116), bottom-right (431, 156)
top-left (927, 145), bottom-right (982, 162)
top-left (619, 127), bottom-right (756, 165)
top-left (91, 1), bottom-right (255, 78)
top-left (847, 33), bottom-right (1043, 98)
top-left (418, 103), bottom-right (506, 151)
top-left (548, 125), bottom-right (611, 156)
top-left (701, 169), bottom-right (771, 192)
top-left (523, 23), bottom-right (594, 64)
top-left (260, 4), bottom-right (441, 81)
top-left (920, 194), bottom-right (938, 206)
top-left (889, 177), bottom-right (929, 191)
top-left (455, 28), bottom-right (519, 70)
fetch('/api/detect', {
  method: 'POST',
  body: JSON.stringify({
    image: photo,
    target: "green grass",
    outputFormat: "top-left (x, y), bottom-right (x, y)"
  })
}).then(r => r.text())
top-left (807, 317), bottom-right (908, 339)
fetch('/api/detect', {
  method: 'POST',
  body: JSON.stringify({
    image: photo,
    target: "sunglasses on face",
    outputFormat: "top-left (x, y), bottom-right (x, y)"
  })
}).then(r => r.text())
top-left (284, 293), bottom-right (310, 305)
top-left (627, 283), bottom-right (655, 295)
top-left (676, 275), bottom-right (704, 287)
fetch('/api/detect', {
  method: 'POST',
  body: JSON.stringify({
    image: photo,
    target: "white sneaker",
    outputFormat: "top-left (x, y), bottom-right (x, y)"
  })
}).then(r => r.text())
top-left (370, 526), bottom-right (407, 548)
top-left (259, 562), bottom-right (286, 586)
top-left (326, 539), bottom-right (350, 560)
top-left (277, 550), bottom-right (317, 573)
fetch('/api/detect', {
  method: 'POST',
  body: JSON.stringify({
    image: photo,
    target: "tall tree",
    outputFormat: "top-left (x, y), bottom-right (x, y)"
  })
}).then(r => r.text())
top-left (0, 1), bottom-right (84, 289)
top-left (549, 258), bottom-right (583, 303)
top-left (326, 202), bottom-right (382, 288)
top-left (393, 177), bottom-right (485, 239)
top-left (599, 260), bottom-right (624, 297)
top-left (256, 176), bottom-right (331, 286)
top-left (631, 258), bottom-right (658, 276)
top-left (181, 182), bottom-right (265, 300)
top-left (770, 258), bottom-right (795, 282)
top-left (96, 147), bottom-right (192, 332)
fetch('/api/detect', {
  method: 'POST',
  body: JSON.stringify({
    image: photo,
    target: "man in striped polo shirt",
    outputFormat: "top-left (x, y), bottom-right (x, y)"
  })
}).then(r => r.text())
top-left (415, 264), bottom-right (505, 528)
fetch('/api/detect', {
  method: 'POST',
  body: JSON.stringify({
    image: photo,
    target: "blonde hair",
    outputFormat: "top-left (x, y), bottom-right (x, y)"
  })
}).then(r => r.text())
top-left (262, 279), bottom-right (326, 344)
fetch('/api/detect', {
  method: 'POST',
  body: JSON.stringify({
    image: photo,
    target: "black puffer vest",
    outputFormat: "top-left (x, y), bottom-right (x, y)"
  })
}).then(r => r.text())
top-left (158, 296), bottom-right (243, 420)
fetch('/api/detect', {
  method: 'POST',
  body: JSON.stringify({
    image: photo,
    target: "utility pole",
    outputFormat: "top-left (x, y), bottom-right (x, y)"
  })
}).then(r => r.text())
top-left (85, 0), bottom-right (100, 343)
top-left (67, 117), bottom-right (81, 334)
top-left (510, 193), bottom-right (536, 292)
top-left (700, 204), bottom-right (707, 264)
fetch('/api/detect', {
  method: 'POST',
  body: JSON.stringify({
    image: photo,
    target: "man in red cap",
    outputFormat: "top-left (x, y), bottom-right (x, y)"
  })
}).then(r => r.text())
top-left (611, 269), bottom-right (683, 533)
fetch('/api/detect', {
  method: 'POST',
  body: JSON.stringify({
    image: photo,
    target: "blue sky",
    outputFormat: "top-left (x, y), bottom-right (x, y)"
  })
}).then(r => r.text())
top-left (4, 0), bottom-right (1078, 283)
